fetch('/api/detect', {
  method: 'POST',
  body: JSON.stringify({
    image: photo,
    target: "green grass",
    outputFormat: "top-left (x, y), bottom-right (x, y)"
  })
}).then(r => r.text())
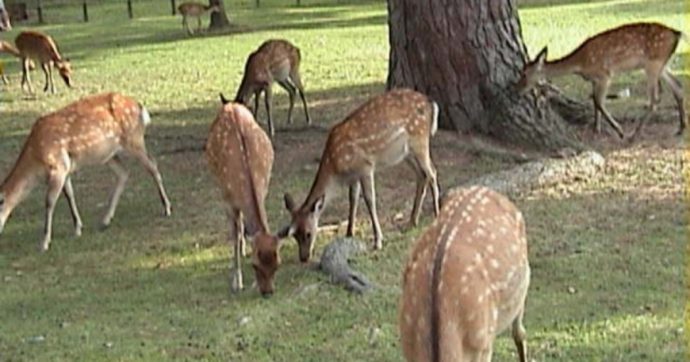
top-left (0, 0), bottom-right (687, 360)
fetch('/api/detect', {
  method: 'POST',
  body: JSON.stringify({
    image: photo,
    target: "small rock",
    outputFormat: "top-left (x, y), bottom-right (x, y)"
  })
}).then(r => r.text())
top-left (59, 321), bottom-right (70, 329)
top-left (567, 286), bottom-right (576, 294)
top-left (237, 316), bottom-right (251, 327)
top-left (104, 342), bottom-right (113, 348)
top-left (368, 327), bottom-right (382, 346)
top-left (647, 214), bottom-right (656, 221)
top-left (393, 212), bottom-right (404, 222)
top-left (27, 335), bottom-right (45, 343)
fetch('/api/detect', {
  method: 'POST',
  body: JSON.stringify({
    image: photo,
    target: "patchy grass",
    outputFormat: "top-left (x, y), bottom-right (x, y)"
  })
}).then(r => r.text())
top-left (0, 0), bottom-right (686, 361)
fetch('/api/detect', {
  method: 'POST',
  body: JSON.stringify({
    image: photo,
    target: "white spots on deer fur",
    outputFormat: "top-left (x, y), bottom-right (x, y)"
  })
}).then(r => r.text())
top-left (461, 285), bottom-right (470, 295)
top-left (489, 259), bottom-right (500, 269)
top-left (486, 244), bottom-right (494, 254)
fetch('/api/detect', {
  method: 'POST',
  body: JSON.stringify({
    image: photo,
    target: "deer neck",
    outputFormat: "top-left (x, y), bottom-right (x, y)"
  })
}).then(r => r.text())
top-left (300, 158), bottom-right (336, 213)
top-left (237, 128), bottom-right (270, 235)
top-left (0, 149), bottom-right (38, 213)
top-left (543, 53), bottom-right (583, 78)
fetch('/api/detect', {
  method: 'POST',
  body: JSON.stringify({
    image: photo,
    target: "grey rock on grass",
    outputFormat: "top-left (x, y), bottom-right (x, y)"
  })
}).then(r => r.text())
top-left (319, 237), bottom-right (374, 293)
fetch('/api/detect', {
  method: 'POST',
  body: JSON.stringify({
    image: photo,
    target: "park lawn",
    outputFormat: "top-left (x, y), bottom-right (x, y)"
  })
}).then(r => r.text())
top-left (0, 0), bottom-right (687, 360)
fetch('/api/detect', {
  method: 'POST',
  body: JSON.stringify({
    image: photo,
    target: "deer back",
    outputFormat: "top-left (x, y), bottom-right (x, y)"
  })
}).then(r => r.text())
top-left (205, 103), bottom-right (274, 236)
top-left (15, 31), bottom-right (63, 63)
top-left (322, 88), bottom-right (436, 178)
top-left (400, 186), bottom-right (529, 361)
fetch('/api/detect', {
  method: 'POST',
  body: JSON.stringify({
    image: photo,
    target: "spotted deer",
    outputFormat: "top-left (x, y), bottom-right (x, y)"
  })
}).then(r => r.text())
top-left (206, 99), bottom-right (283, 297)
top-left (15, 30), bottom-right (72, 94)
top-left (220, 39), bottom-right (311, 138)
top-left (517, 22), bottom-right (685, 138)
top-left (177, 2), bottom-right (220, 35)
top-left (280, 88), bottom-right (440, 262)
top-left (0, 93), bottom-right (172, 251)
top-left (400, 186), bottom-right (530, 362)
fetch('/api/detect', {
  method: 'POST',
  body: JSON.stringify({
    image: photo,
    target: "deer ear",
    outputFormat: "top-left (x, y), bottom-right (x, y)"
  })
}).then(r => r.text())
top-left (219, 93), bottom-right (230, 105)
top-left (535, 47), bottom-right (548, 65)
top-left (284, 193), bottom-right (296, 212)
top-left (311, 195), bottom-right (325, 214)
top-left (276, 225), bottom-right (294, 239)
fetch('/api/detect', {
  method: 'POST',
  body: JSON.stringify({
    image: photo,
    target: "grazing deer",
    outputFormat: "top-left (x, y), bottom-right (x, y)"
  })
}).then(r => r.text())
top-left (177, 2), bottom-right (219, 35)
top-left (15, 30), bottom-right (72, 94)
top-left (517, 22), bottom-right (685, 138)
top-left (220, 39), bottom-right (311, 138)
top-left (206, 99), bottom-right (284, 297)
top-left (280, 88), bottom-right (440, 262)
top-left (400, 186), bottom-right (530, 362)
top-left (0, 93), bottom-right (172, 251)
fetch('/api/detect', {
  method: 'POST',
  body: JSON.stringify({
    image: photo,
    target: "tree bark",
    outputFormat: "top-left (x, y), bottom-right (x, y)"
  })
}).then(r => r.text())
top-left (387, 0), bottom-right (585, 152)
top-left (208, 0), bottom-right (230, 30)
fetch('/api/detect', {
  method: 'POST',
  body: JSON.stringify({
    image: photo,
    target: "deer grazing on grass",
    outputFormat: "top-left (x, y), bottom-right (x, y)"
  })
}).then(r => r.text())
top-left (0, 93), bottom-right (172, 251)
top-left (280, 88), bottom-right (440, 262)
top-left (177, 2), bottom-right (219, 35)
top-left (517, 22), bottom-right (685, 138)
top-left (220, 39), bottom-right (312, 138)
top-left (206, 99), bottom-right (284, 297)
top-left (15, 30), bottom-right (72, 94)
top-left (400, 186), bottom-right (530, 362)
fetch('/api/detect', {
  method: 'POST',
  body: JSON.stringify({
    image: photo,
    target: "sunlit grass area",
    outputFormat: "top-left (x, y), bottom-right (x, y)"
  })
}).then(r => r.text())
top-left (0, 0), bottom-right (686, 360)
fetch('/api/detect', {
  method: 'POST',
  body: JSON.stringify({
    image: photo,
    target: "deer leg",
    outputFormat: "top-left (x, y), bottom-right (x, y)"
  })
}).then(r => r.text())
top-left (592, 78), bottom-right (625, 139)
top-left (21, 58), bottom-right (33, 94)
top-left (406, 157), bottom-right (427, 227)
top-left (42, 170), bottom-right (67, 251)
top-left (512, 307), bottom-right (528, 362)
top-left (130, 145), bottom-right (172, 217)
top-left (62, 176), bottom-right (83, 237)
top-left (288, 73), bottom-right (311, 124)
top-left (227, 208), bottom-right (243, 292)
top-left (41, 63), bottom-right (50, 93)
top-left (101, 156), bottom-right (129, 228)
top-left (264, 86), bottom-right (275, 138)
top-left (660, 70), bottom-right (686, 135)
top-left (251, 90), bottom-right (261, 118)
top-left (591, 93), bottom-right (601, 134)
top-left (277, 80), bottom-right (296, 124)
top-left (360, 171), bottom-right (383, 250)
top-left (347, 182), bottom-right (361, 237)
top-left (410, 142), bottom-right (440, 220)
top-left (183, 16), bottom-right (192, 34)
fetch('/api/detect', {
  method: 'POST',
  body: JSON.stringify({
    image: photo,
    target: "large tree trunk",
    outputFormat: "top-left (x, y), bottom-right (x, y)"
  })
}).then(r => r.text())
top-left (387, 0), bottom-right (585, 152)
top-left (208, 0), bottom-right (231, 30)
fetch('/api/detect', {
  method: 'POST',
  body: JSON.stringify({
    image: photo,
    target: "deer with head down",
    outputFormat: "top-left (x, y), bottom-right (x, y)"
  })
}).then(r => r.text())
top-left (0, 93), bottom-right (172, 251)
top-left (15, 30), bottom-right (72, 94)
top-left (220, 39), bottom-right (311, 138)
top-left (280, 88), bottom-right (440, 262)
top-left (517, 22), bottom-right (685, 138)
top-left (400, 186), bottom-right (530, 362)
top-left (206, 98), bottom-right (284, 297)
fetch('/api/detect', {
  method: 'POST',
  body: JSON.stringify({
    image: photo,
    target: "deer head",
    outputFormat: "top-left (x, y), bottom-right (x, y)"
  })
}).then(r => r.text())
top-left (56, 58), bottom-right (72, 87)
top-left (280, 193), bottom-right (325, 263)
top-left (252, 232), bottom-right (282, 297)
top-left (516, 47), bottom-right (548, 93)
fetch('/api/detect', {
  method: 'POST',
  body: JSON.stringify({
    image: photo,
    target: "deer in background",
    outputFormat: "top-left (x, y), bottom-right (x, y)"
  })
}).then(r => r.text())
top-left (517, 22), bottom-right (685, 138)
top-left (220, 39), bottom-right (312, 138)
top-left (206, 98), bottom-right (284, 297)
top-left (0, 93), bottom-right (172, 251)
top-left (0, 40), bottom-right (35, 84)
top-left (177, 2), bottom-right (219, 35)
top-left (400, 186), bottom-right (530, 362)
top-left (15, 30), bottom-right (72, 94)
top-left (280, 88), bottom-right (440, 262)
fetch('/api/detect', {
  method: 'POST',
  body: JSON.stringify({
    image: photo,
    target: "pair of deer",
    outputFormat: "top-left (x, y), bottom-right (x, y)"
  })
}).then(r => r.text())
top-left (0, 30), bottom-right (72, 94)
top-left (177, 2), bottom-right (220, 35)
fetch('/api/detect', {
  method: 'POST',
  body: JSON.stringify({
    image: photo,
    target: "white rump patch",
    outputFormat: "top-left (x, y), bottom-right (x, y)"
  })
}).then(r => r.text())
top-left (140, 105), bottom-right (151, 126)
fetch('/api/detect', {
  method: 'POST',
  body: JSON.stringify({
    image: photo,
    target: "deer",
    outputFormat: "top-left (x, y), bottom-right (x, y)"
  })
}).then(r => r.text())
top-left (517, 22), bottom-right (685, 139)
top-left (279, 88), bottom-right (440, 262)
top-left (177, 2), bottom-right (220, 35)
top-left (15, 30), bottom-right (72, 94)
top-left (220, 39), bottom-right (312, 138)
top-left (400, 186), bottom-right (530, 362)
top-left (206, 98), bottom-right (285, 297)
top-left (0, 92), bottom-right (172, 252)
